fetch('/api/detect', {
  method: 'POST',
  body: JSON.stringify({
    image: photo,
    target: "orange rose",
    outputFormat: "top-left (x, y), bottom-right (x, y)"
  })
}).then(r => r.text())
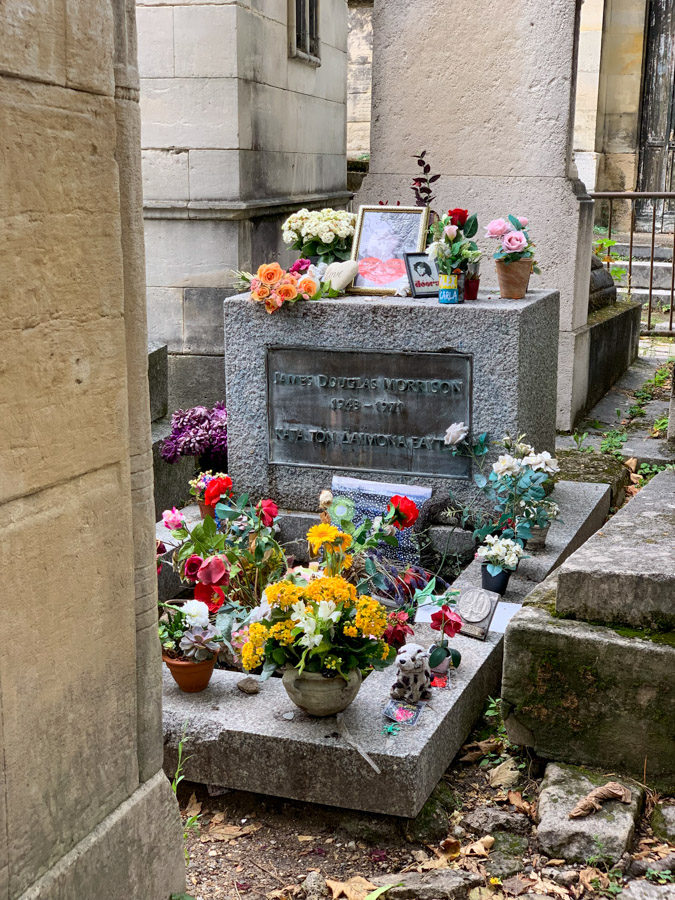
top-left (276, 282), bottom-right (298, 301)
top-left (257, 262), bottom-right (284, 286)
top-left (251, 285), bottom-right (270, 301)
top-left (297, 276), bottom-right (318, 297)
top-left (265, 292), bottom-right (284, 313)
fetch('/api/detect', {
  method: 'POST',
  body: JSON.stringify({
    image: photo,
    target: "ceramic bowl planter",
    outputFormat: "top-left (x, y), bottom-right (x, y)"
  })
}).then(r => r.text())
top-left (282, 668), bottom-right (362, 717)
top-left (480, 564), bottom-right (513, 596)
top-left (495, 258), bottom-right (532, 299)
top-left (163, 654), bottom-right (217, 693)
top-left (198, 501), bottom-right (215, 520)
top-left (527, 523), bottom-right (550, 550)
top-left (439, 272), bottom-right (465, 304)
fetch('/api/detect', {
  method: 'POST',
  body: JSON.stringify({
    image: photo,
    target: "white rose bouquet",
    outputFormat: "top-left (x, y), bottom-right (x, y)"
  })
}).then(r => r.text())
top-left (476, 535), bottom-right (525, 575)
top-left (282, 208), bottom-right (356, 265)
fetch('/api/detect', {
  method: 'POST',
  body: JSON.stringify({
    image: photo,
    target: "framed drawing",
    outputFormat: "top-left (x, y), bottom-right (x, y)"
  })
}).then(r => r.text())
top-left (404, 252), bottom-right (439, 298)
top-left (349, 205), bottom-right (430, 295)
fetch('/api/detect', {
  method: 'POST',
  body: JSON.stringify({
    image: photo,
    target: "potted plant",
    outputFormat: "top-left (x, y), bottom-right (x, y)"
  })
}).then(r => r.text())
top-left (426, 208), bottom-right (479, 304)
top-left (159, 600), bottom-right (224, 693)
top-left (160, 402), bottom-right (228, 472)
top-left (239, 526), bottom-right (396, 716)
top-left (485, 215), bottom-right (541, 299)
top-left (476, 535), bottom-right (525, 595)
top-left (463, 249), bottom-right (482, 301)
top-left (428, 604), bottom-right (463, 674)
top-left (189, 471), bottom-right (232, 519)
top-left (282, 208), bottom-right (357, 265)
top-left (522, 499), bottom-right (560, 550)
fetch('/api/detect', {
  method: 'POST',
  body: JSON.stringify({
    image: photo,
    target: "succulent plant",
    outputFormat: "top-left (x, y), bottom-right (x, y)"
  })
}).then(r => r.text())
top-left (179, 625), bottom-right (221, 661)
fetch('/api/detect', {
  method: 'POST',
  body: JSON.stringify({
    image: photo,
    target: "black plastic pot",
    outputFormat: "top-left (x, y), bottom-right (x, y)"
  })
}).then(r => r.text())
top-left (480, 564), bottom-right (512, 596)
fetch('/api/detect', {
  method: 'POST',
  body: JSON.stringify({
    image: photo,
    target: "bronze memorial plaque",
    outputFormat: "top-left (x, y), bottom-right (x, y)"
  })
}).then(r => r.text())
top-left (267, 347), bottom-right (472, 478)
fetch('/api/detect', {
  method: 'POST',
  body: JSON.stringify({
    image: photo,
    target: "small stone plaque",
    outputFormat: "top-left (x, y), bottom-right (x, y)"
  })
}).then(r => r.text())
top-left (267, 347), bottom-right (472, 478)
top-left (457, 588), bottom-right (500, 641)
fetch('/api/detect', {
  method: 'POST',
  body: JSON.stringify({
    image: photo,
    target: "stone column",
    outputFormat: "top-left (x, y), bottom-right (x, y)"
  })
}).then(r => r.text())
top-left (0, 0), bottom-right (185, 894)
top-left (358, 0), bottom-right (594, 431)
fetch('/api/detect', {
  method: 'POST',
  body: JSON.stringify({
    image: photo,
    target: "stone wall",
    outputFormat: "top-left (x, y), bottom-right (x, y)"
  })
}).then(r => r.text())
top-left (358, 0), bottom-right (594, 431)
top-left (137, 0), bottom-right (350, 409)
top-left (573, 0), bottom-right (604, 190)
top-left (0, 0), bottom-right (185, 896)
top-left (347, 0), bottom-right (373, 158)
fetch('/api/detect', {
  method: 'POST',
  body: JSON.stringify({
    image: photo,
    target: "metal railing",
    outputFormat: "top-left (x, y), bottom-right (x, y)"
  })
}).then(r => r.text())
top-left (589, 191), bottom-right (675, 335)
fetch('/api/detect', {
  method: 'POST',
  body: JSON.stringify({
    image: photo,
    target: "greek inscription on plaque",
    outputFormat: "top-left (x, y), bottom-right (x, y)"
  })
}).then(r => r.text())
top-left (266, 347), bottom-right (472, 478)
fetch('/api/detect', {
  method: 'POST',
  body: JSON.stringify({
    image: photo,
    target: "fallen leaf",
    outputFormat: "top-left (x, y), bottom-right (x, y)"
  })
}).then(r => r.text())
top-left (202, 822), bottom-right (262, 842)
top-left (488, 758), bottom-right (520, 789)
top-left (462, 835), bottom-right (495, 857)
top-left (502, 874), bottom-right (535, 896)
top-left (460, 738), bottom-right (504, 763)
top-left (547, 860), bottom-right (566, 866)
top-left (297, 835), bottom-right (314, 842)
top-left (266, 887), bottom-right (300, 900)
top-left (508, 790), bottom-right (535, 819)
top-left (458, 857), bottom-right (488, 876)
top-left (625, 457), bottom-right (638, 473)
top-left (440, 837), bottom-right (461, 858)
top-left (569, 782), bottom-right (632, 818)
top-left (184, 792), bottom-right (202, 818)
top-left (579, 867), bottom-right (608, 894)
top-left (625, 485), bottom-right (640, 497)
top-left (528, 874), bottom-right (572, 897)
top-left (326, 876), bottom-right (378, 900)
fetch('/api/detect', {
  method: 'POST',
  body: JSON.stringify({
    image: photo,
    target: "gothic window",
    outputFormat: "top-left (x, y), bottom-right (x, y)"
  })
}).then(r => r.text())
top-left (289, 0), bottom-right (320, 65)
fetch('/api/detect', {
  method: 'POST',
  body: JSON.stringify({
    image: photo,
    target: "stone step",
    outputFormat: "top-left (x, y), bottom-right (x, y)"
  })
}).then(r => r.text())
top-left (163, 626), bottom-right (504, 818)
top-left (556, 469), bottom-right (675, 629)
top-left (615, 260), bottom-right (675, 292)
top-left (501, 578), bottom-right (675, 792)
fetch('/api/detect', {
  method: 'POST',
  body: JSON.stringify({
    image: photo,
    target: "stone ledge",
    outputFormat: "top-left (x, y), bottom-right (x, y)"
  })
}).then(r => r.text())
top-left (501, 606), bottom-right (675, 791)
top-left (143, 190), bottom-right (353, 220)
top-left (163, 626), bottom-right (503, 818)
top-left (556, 469), bottom-right (675, 629)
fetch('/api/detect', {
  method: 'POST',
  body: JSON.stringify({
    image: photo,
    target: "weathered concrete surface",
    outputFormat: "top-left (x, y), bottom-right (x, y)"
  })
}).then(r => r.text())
top-left (502, 605), bottom-right (675, 791)
top-left (225, 291), bottom-right (559, 511)
top-left (454, 481), bottom-right (610, 602)
top-left (0, 0), bottom-right (185, 893)
top-left (370, 869), bottom-right (483, 900)
top-left (585, 299), bottom-right (642, 415)
top-left (555, 450), bottom-right (630, 508)
top-left (621, 883), bottom-right (675, 900)
top-left (152, 416), bottom-right (195, 520)
top-left (537, 763), bottom-right (643, 864)
top-left (556, 470), bottom-right (675, 629)
top-left (148, 342), bottom-right (168, 422)
top-left (163, 627), bottom-right (503, 817)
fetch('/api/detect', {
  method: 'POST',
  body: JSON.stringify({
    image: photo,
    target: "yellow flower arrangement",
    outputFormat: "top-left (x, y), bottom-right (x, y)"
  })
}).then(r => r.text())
top-left (354, 596), bottom-right (388, 638)
top-left (307, 523), bottom-right (340, 553)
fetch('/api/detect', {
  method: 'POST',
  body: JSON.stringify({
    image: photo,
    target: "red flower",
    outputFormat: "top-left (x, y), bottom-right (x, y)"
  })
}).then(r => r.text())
top-left (256, 498), bottom-right (279, 527)
top-left (194, 582), bottom-right (225, 613)
top-left (448, 208), bottom-right (469, 227)
top-left (387, 495), bottom-right (419, 530)
top-left (156, 540), bottom-right (166, 576)
top-left (430, 605), bottom-right (463, 638)
top-left (183, 553), bottom-right (203, 581)
top-left (197, 555), bottom-right (229, 586)
top-left (204, 475), bottom-right (233, 507)
top-left (384, 610), bottom-right (415, 649)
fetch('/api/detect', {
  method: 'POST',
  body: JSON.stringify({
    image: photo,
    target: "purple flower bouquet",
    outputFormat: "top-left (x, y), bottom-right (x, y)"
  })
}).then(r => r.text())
top-left (160, 403), bottom-right (228, 471)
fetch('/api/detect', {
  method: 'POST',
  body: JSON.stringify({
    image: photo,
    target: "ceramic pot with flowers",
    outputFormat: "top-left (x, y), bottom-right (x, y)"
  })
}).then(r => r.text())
top-left (282, 668), bottom-right (362, 716)
top-left (189, 472), bottom-right (233, 519)
top-left (480, 564), bottom-right (512, 596)
top-left (425, 209), bottom-right (479, 306)
top-left (476, 535), bottom-right (525, 598)
top-left (485, 215), bottom-right (540, 300)
top-left (159, 599), bottom-right (223, 693)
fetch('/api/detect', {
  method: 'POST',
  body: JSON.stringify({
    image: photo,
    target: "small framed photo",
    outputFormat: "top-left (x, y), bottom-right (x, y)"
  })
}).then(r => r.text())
top-left (349, 205), bottom-right (430, 295)
top-left (404, 252), bottom-right (439, 298)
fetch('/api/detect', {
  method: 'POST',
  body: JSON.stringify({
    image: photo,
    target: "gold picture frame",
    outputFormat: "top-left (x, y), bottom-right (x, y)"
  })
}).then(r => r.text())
top-left (349, 204), bottom-right (430, 296)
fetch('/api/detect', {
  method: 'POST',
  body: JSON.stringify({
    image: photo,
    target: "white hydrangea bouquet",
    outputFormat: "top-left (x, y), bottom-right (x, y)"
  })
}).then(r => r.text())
top-left (282, 208), bottom-right (356, 264)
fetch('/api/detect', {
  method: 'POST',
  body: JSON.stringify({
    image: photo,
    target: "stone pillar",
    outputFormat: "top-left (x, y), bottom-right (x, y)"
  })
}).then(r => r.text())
top-left (573, 0), bottom-right (605, 190)
top-left (358, 0), bottom-right (594, 431)
top-left (0, 0), bottom-right (185, 895)
top-left (347, 0), bottom-right (373, 159)
top-left (136, 0), bottom-right (350, 409)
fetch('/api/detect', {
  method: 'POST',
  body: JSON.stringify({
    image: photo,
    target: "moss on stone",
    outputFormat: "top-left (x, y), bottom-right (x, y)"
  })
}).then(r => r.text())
top-left (491, 832), bottom-right (529, 856)
top-left (555, 450), bottom-right (629, 507)
top-left (611, 626), bottom-right (675, 647)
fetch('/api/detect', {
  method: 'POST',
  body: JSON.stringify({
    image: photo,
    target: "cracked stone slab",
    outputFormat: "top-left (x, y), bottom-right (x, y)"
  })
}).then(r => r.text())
top-left (537, 763), bottom-right (643, 864)
top-left (163, 627), bottom-right (502, 818)
top-left (556, 469), bottom-right (675, 629)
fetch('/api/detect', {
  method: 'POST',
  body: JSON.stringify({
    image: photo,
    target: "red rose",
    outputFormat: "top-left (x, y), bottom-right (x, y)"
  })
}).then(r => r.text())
top-left (430, 605), bottom-right (463, 638)
top-left (183, 553), bottom-right (203, 581)
top-left (204, 475), bottom-right (233, 507)
top-left (448, 208), bottom-right (468, 227)
top-left (194, 582), bottom-right (225, 613)
top-left (256, 498), bottom-right (279, 527)
top-left (387, 495), bottom-right (419, 530)
top-left (197, 555), bottom-right (229, 586)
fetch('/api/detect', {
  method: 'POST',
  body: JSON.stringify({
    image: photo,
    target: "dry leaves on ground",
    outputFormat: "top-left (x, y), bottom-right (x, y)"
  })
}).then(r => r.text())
top-left (569, 782), bottom-right (632, 818)
top-left (325, 875), bottom-right (377, 900)
top-left (460, 738), bottom-right (504, 764)
top-left (508, 790), bottom-right (536, 820)
top-left (200, 812), bottom-right (262, 843)
top-left (578, 867), bottom-right (609, 894)
top-left (488, 758), bottom-right (520, 789)
top-left (461, 836), bottom-right (495, 858)
top-left (502, 874), bottom-right (535, 896)
top-left (526, 874), bottom-right (571, 898)
top-left (184, 793), bottom-right (202, 818)
top-left (266, 887), bottom-right (301, 900)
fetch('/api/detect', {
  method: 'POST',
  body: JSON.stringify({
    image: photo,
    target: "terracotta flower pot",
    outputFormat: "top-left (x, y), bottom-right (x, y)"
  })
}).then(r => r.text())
top-left (163, 654), bottom-right (217, 693)
top-left (282, 668), bottom-right (362, 716)
top-left (495, 258), bottom-right (532, 299)
top-left (464, 277), bottom-right (480, 301)
top-left (198, 500), bottom-right (215, 520)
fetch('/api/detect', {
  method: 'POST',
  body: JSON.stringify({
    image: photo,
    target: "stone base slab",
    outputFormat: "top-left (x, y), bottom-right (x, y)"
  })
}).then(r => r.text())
top-left (502, 605), bottom-right (675, 791)
top-left (15, 772), bottom-right (184, 900)
top-left (163, 626), bottom-right (503, 818)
